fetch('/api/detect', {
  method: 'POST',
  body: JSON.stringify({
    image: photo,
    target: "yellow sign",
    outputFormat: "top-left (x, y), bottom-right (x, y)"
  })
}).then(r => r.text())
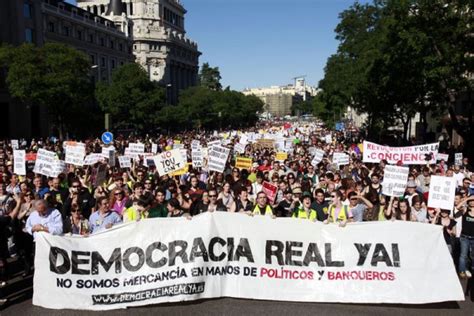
top-left (235, 157), bottom-right (253, 170)
top-left (170, 162), bottom-right (191, 176)
top-left (275, 152), bottom-right (288, 161)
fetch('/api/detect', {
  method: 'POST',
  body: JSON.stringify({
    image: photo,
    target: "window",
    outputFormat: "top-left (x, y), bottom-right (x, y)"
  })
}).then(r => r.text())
top-left (62, 26), bottom-right (69, 36)
top-left (90, 55), bottom-right (95, 65)
top-left (88, 34), bottom-right (94, 43)
top-left (76, 30), bottom-right (82, 40)
top-left (25, 28), bottom-right (33, 43)
top-left (101, 57), bottom-right (106, 67)
top-left (23, 2), bottom-right (32, 18)
top-left (119, 43), bottom-right (123, 51)
top-left (110, 40), bottom-right (114, 49)
top-left (48, 22), bottom-right (55, 32)
top-left (111, 60), bottom-right (115, 69)
top-left (100, 37), bottom-right (105, 46)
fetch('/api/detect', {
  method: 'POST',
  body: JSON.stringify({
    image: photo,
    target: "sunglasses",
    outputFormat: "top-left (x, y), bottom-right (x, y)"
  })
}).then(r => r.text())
top-left (209, 195), bottom-right (217, 197)
top-left (114, 192), bottom-right (123, 195)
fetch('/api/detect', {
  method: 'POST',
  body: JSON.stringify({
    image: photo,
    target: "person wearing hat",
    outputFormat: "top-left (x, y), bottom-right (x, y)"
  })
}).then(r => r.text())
top-left (291, 192), bottom-right (317, 221)
top-left (404, 179), bottom-right (422, 207)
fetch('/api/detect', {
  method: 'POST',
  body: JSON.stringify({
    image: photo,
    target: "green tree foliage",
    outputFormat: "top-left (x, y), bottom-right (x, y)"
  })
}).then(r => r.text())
top-left (0, 43), bottom-right (93, 138)
top-left (198, 62), bottom-right (222, 91)
top-left (318, 0), bottom-right (472, 150)
top-left (175, 86), bottom-right (263, 130)
top-left (96, 63), bottom-right (166, 131)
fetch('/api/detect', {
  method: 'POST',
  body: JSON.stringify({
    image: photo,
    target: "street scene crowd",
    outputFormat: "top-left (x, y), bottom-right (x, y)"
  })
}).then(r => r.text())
top-left (0, 120), bottom-right (473, 289)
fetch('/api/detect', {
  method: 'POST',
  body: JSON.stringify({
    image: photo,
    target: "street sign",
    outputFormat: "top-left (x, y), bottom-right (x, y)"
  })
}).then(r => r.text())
top-left (101, 131), bottom-right (113, 145)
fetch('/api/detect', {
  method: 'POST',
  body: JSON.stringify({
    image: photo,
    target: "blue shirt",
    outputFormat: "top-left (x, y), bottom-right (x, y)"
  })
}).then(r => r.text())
top-left (89, 210), bottom-right (122, 234)
top-left (26, 208), bottom-right (63, 240)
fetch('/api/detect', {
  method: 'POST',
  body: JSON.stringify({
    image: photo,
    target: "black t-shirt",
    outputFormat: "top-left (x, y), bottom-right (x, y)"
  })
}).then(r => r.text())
top-left (461, 211), bottom-right (474, 237)
top-left (310, 200), bottom-right (329, 221)
top-left (276, 199), bottom-right (293, 217)
top-left (436, 217), bottom-right (457, 244)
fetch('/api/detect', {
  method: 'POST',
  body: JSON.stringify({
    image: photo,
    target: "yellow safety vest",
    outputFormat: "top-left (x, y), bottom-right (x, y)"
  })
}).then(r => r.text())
top-left (123, 206), bottom-right (146, 222)
top-left (292, 208), bottom-right (317, 220)
top-left (252, 204), bottom-right (273, 216)
top-left (328, 205), bottom-right (349, 223)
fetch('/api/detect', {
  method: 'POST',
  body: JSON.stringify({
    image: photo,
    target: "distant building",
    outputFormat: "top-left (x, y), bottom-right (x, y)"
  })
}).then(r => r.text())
top-left (0, 0), bottom-right (134, 138)
top-left (77, 0), bottom-right (201, 104)
top-left (243, 80), bottom-right (319, 117)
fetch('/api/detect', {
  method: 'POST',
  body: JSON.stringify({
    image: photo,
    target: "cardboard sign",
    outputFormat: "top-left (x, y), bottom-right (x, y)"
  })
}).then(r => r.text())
top-left (13, 150), bottom-right (26, 176)
top-left (33, 149), bottom-right (57, 177)
top-left (170, 162), bottom-right (191, 177)
top-left (102, 147), bottom-right (115, 167)
top-left (208, 145), bottom-right (230, 173)
top-left (427, 176), bottom-right (456, 210)
top-left (436, 153), bottom-right (449, 162)
top-left (118, 156), bottom-right (131, 169)
top-left (192, 148), bottom-right (204, 168)
top-left (454, 153), bottom-right (463, 166)
top-left (262, 181), bottom-right (278, 203)
top-left (275, 152), bottom-right (288, 162)
top-left (235, 157), bottom-right (252, 170)
top-left (333, 152), bottom-right (350, 166)
top-left (255, 139), bottom-right (275, 150)
top-left (83, 154), bottom-right (102, 166)
top-left (65, 143), bottom-right (86, 166)
top-left (153, 149), bottom-right (186, 176)
top-left (234, 143), bottom-right (246, 154)
top-left (382, 165), bottom-right (409, 197)
top-left (311, 149), bottom-right (325, 166)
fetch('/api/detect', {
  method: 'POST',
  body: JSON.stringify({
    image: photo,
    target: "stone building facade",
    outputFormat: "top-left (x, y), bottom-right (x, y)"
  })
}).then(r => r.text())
top-left (77, 0), bottom-right (201, 104)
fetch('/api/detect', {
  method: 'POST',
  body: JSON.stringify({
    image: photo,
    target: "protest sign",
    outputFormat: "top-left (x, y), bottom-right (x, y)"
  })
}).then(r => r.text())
top-left (207, 140), bottom-right (221, 148)
top-left (51, 160), bottom-right (66, 177)
top-left (33, 213), bottom-right (463, 311)
top-left (454, 153), bottom-right (463, 166)
top-left (151, 143), bottom-right (158, 154)
top-left (234, 143), bottom-right (246, 154)
top-left (13, 150), bottom-right (26, 175)
top-left (94, 164), bottom-right (108, 187)
top-left (192, 148), bottom-right (204, 168)
top-left (275, 152), bottom-right (288, 162)
top-left (25, 153), bottom-right (37, 161)
top-left (153, 149), bottom-right (186, 176)
top-left (333, 153), bottom-right (350, 166)
top-left (436, 153), bottom-right (449, 162)
top-left (311, 149), bottom-right (325, 166)
top-left (170, 162), bottom-right (191, 177)
top-left (363, 141), bottom-right (439, 165)
top-left (118, 156), bottom-right (131, 169)
top-left (191, 140), bottom-right (201, 150)
top-left (83, 154), bottom-right (102, 166)
top-left (11, 140), bottom-right (19, 150)
top-left (235, 157), bottom-right (252, 170)
top-left (262, 181), bottom-right (278, 203)
top-left (65, 143), bottom-right (86, 166)
top-left (324, 134), bottom-right (332, 144)
top-left (382, 165), bottom-right (409, 197)
top-left (255, 139), bottom-right (275, 150)
top-left (33, 149), bottom-right (57, 177)
top-left (173, 143), bottom-right (185, 150)
top-left (208, 146), bottom-right (230, 173)
top-left (128, 143), bottom-right (145, 155)
top-left (427, 176), bottom-right (457, 210)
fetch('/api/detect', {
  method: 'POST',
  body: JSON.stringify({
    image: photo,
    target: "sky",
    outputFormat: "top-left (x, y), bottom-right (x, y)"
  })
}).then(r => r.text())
top-left (68, 0), bottom-right (366, 91)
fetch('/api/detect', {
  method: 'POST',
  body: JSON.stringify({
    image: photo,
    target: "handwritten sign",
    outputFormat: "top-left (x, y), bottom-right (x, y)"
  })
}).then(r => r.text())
top-left (154, 149), bottom-right (186, 176)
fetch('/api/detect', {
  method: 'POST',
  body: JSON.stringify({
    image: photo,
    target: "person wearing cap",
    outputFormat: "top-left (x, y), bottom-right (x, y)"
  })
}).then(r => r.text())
top-left (404, 179), bottom-right (422, 207)
top-left (252, 191), bottom-right (274, 217)
top-left (291, 192), bottom-right (317, 221)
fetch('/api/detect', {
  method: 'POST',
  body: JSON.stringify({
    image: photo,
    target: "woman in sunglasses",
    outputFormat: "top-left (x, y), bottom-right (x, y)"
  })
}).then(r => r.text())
top-left (110, 189), bottom-right (128, 217)
top-left (63, 203), bottom-right (89, 236)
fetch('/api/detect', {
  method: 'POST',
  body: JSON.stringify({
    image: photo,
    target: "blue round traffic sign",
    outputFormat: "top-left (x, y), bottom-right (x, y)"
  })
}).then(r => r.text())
top-left (101, 131), bottom-right (114, 145)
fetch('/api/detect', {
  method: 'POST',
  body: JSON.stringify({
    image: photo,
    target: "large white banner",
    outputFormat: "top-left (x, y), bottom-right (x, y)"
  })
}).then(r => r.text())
top-left (33, 213), bottom-right (463, 311)
top-left (382, 165), bottom-right (409, 197)
top-left (363, 141), bottom-right (439, 165)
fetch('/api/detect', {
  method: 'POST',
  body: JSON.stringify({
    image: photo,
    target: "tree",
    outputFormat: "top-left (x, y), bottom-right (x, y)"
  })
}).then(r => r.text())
top-left (198, 62), bottom-right (222, 91)
top-left (0, 43), bottom-right (93, 138)
top-left (96, 63), bottom-right (166, 131)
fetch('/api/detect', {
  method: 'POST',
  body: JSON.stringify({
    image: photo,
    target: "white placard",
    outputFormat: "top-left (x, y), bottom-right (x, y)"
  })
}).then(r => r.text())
top-left (153, 149), bottom-right (186, 176)
top-left (192, 148), bottom-right (204, 168)
top-left (33, 149), bottom-right (57, 177)
top-left (436, 153), bottom-right (449, 162)
top-left (151, 143), bottom-right (158, 154)
top-left (33, 213), bottom-right (464, 311)
top-left (208, 145), bottom-right (230, 173)
top-left (325, 134), bottom-right (332, 144)
top-left (208, 140), bottom-right (221, 148)
top-left (427, 176), bottom-right (457, 210)
top-left (83, 154), bottom-right (102, 166)
top-left (454, 153), bottom-right (463, 166)
top-left (382, 165), bottom-right (409, 197)
top-left (234, 143), bottom-right (246, 154)
top-left (13, 150), bottom-right (26, 175)
top-left (11, 139), bottom-right (19, 150)
top-left (118, 156), bottom-right (131, 169)
top-left (51, 160), bottom-right (67, 177)
top-left (128, 143), bottom-right (145, 155)
top-left (333, 152), bottom-right (349, 166)
top-left (65, 144), bottom-right (86, 166)
top-left (311, 149), bottom-right (325, 166)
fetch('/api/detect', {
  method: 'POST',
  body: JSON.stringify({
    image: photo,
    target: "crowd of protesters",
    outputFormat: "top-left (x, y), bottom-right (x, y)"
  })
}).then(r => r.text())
top-left (0, 121), bottom-right (473, 290)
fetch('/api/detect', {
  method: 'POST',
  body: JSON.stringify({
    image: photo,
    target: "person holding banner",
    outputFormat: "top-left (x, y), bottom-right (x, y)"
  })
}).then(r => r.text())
top-left (25, 200), bottom-right (63, 240)
top-left (252, 192), bottom-right (275, 217)
top-left (234, 188), bottom-right (254, 215)
top-left (455, 196), bottom-right (474, 279)
top-left (217, 182), bottom-right (236, 212)
top-left (325, 191), bottom-right (352, 226)
top-left (291, 192), bottom-right (317, 221)
top-left (89, 197), bottom-right (122, 234)
top-left (206, 189), bottom-right (227, 213)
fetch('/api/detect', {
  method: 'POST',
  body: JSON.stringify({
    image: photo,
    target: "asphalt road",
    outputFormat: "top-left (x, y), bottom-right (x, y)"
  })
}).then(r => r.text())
top-left (3, 296), bottom-right (473, 316)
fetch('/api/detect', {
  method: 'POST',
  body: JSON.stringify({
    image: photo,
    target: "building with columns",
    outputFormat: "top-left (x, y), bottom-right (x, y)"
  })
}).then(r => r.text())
top-left (77, 0), bottom-right (201, 104)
